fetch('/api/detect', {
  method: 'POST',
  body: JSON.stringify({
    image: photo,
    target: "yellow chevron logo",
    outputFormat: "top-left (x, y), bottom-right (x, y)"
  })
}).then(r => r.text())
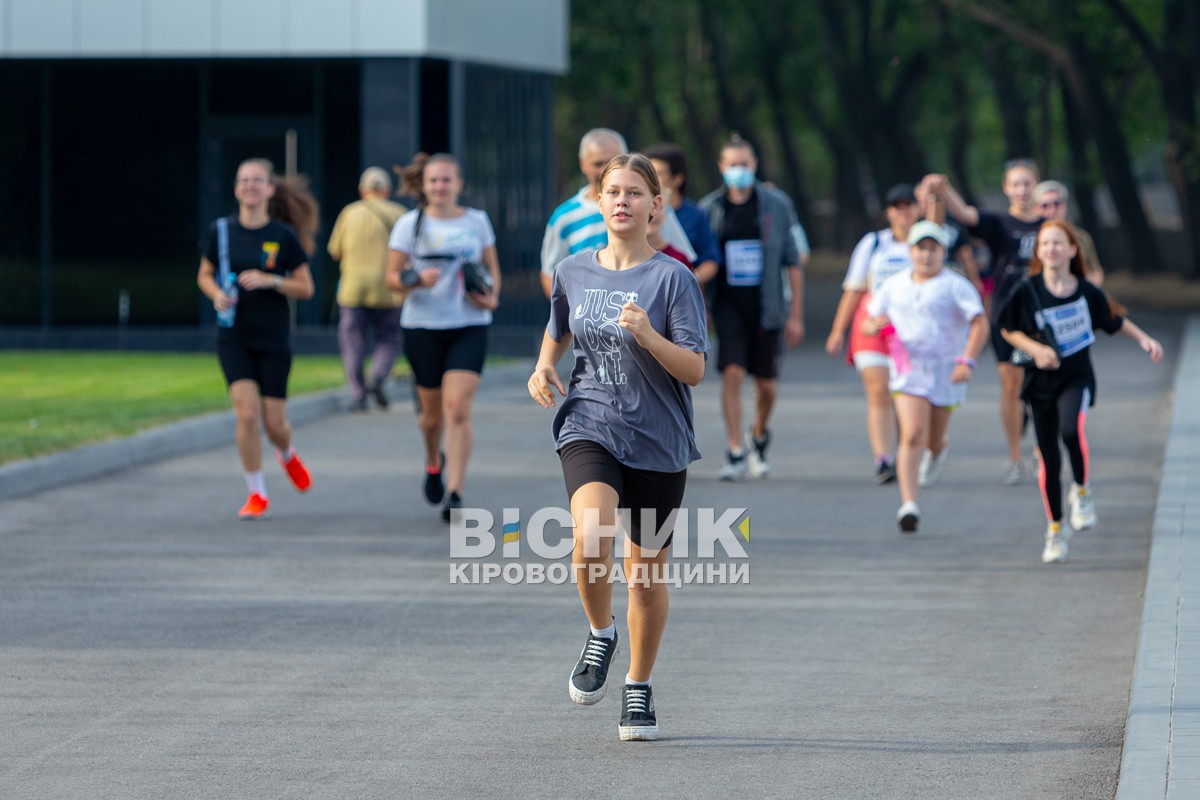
top-left (739, 516), bottom-right (750, 543)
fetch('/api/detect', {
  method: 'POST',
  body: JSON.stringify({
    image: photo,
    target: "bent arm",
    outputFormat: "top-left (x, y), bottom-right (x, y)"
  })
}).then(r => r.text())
top-left (640, 333), bottom-right (706, 386)
top-left (826, 288), bottom-right (864, 356)
top-left (1119, 318), bottom-right (1164, 362)
top-left (385, 249), bottom-right (410, 292)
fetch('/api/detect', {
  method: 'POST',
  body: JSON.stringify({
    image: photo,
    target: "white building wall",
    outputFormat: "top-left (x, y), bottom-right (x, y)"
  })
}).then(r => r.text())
top-left (0, 0), bottom-right (566, 73)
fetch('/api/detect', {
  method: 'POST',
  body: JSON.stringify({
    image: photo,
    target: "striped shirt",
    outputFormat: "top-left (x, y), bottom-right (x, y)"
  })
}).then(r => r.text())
top-left (541, 188), bottom-right (606, 277)
top-left (540, 187), bottom-right (698, 277)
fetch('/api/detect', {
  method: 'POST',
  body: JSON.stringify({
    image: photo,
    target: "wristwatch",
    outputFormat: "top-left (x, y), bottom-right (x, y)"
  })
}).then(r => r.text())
top-left (273, 275), bottom-right (282, 289)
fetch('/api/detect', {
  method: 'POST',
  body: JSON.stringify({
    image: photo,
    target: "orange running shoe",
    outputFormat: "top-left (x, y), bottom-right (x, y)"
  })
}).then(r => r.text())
top-left (238, 492), bottom-right (270, 520)
top-left (277, 449), bottom-right (312, 492)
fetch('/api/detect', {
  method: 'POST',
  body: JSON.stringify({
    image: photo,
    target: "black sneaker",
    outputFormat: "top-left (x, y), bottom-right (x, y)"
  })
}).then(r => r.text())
top-left (568, 629), bottom-right (619, 705)
top-left (619, 684), bottom-right (659, 741)
top-left (369, 379), bottom-right (389, 410)
top-left (441, 491), bottom-right (462, 523)
top-left (875, 460), bottom-right (896, 485)
top-left (423, 453), bottom-right (445, 504)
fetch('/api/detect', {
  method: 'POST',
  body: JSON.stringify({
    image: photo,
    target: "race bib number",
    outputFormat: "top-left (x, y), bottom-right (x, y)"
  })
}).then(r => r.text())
top-left (725, 240), bottom-right (764, 287)
top-left (1037, 297), bottom-right (1095, 358)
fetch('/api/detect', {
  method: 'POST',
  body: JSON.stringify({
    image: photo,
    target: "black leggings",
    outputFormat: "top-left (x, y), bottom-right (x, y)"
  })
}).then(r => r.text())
top-left (1030, 384), bottom-right (1091, 522)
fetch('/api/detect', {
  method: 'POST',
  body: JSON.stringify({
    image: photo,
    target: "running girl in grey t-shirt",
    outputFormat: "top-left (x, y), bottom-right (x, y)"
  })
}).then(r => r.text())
top-left (528, 153), bottom-right (708, 742)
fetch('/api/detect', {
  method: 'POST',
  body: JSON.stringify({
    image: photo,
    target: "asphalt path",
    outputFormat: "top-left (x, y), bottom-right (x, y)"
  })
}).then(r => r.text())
top-left (0, 281), bottom-right (1183, 799)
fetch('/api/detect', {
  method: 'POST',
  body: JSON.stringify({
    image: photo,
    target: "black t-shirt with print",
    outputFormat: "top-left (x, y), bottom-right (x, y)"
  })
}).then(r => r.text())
top-left (200, 216), bottom-right (308, 350)
top-left (716, 191), bottom-right (762, 313)
top-left (970, 210), bottom-right (1044, 319)
top-left (996, 276), bottom-right (1123, 404)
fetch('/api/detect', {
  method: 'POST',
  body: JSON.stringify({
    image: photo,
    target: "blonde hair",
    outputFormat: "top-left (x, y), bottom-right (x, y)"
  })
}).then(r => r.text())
top-left (597, 153), bottom-right (662, 222)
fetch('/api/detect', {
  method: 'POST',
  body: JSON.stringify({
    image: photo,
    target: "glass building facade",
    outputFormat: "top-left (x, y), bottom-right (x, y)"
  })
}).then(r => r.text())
top-left (0, 56), bottom-right (556, 336)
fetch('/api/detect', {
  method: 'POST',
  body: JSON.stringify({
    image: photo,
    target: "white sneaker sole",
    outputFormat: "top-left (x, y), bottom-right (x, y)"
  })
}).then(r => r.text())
top-left (619, 722), bottom-right (659, 741)
top-left (1070, 514), bottom-right (1097, 531)
top-left (568, 639), bottom-right (618, 705)
top-left (569, 680), bottom-right (606, 705)
top-left (746, 461), bottom-right (769, 479)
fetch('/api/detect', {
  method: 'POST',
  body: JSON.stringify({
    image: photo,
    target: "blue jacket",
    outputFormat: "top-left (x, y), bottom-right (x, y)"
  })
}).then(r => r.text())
top-left (698, 182), bottom-right (803, 330)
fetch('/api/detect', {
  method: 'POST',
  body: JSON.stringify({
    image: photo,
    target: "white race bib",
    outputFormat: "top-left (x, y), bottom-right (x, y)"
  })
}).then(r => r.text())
top-left (1037, 297), bottom-right (1096, 358)
top-left (725, 240), bottom-right (764, 287)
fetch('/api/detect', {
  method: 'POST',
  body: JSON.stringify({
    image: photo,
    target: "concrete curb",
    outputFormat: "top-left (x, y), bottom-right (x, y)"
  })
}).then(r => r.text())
top-left (0, 388), bottom-right (346, 502)
top-left (1117, 315), bottom-right (1200, 799)
top-left (0, 360), bottom-right (537, 503)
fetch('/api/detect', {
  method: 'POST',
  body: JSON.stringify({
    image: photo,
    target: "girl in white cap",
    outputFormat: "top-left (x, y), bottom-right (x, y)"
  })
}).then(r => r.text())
top-left (862, 220), bottom-right (990, 533)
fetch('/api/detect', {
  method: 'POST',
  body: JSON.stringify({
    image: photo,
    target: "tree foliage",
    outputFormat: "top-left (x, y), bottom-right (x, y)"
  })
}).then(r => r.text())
top-left (555, 0), bottom-right (1198, 275)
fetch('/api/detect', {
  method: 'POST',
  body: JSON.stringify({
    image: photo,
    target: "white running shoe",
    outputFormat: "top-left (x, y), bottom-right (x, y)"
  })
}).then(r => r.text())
top-left (718, 449), bottom-right (748, 481)
top-left (1042, 522), bottom-right (1069, 564)
top-left (1069, 483), bottom-right (1097, 531)
top-left (918, 447), bottom-right (949, 488)
top-left (744, 429), bottom-right (771, 479)
top-left (896, 501), bottom-right (920, 534)
top-left (1003, 460), bottom-right (1026, 486)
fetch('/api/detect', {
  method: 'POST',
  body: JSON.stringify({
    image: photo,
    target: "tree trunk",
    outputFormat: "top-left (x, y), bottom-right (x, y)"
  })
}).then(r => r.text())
top-left (698, 0), bottom-right (753, 143)
top-left (1160, 0), bottom-right (1200, 277)
top-left (796, 89), bottom-right (869, 249)
top-left (1067, 29), bottom-right (1163, 272)
top-left (983, 42), bottom-right (1034, 159)
top-left (1059, 74), bottom-right (1101, 235)
top-left (751, 0), bottom-right (811, 226)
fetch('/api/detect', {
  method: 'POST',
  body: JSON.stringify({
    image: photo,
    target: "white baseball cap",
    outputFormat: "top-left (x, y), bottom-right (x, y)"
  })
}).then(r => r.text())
top-left (907, 220), bottom-right (948, 247)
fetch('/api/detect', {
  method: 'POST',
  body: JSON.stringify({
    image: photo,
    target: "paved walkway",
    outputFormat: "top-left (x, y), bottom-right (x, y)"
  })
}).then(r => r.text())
top-left (0, 290), bottom-right (1191, 799)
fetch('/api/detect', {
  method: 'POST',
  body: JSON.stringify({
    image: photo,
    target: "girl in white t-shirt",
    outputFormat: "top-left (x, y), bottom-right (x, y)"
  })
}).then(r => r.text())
top-left (863, 221), bottom-right (989, 534)
top-left (385, 152), bottom-right (501, 521)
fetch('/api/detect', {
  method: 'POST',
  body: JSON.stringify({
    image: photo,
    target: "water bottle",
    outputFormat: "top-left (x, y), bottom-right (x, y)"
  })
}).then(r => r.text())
top-left (879, 323), bottom-right (910, 375)
top-left (217, 272), bottom-right (238, 328)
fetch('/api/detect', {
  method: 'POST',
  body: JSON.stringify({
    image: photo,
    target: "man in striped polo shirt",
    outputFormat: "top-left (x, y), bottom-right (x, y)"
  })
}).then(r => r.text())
top-left (540, 128), bottom-right (696, 298)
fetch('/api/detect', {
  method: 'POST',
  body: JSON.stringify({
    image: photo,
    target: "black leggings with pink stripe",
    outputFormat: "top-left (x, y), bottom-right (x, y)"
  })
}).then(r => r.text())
top-left (1030, 384), bottom-right (1091, 523)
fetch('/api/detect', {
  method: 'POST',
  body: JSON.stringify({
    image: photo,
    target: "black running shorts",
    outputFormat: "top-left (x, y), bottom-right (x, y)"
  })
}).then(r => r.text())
top-left (558, 439), bottom-right (687, 549)
top-left (402, 325), bottom-right (489, 389)
top-left (217, 341), bottom-right (292, 399)
top-left (713, 300), bottom-right (782, 379)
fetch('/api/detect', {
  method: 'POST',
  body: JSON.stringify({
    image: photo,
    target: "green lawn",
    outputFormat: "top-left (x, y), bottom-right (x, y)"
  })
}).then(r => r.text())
top-left (0, 351), bottom-right (357, 464)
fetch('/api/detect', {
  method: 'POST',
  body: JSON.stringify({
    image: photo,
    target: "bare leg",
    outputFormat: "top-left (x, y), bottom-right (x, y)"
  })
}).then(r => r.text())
top-left (927, 404), bottom-right (953, 456)
top-left (721, 365), bottom-right (746, 450)
top-left (998, 362), bottom-right (1025, 463)
top-left (625, 541), bottom-right (672, 682)
top-left (260, 397), bottom-right (293, 453)
top-left (893, 394), bottom-right (932, 505)
top-left (860, 366), bottom-right (895, 460)
top-left (229, 380), bottom-right (263, 471)
top-left (415, 385), bottom-right (444, 469)
top-left (570, 482), bottom-right (619, 630)
top-left (440, 370), bottom-right (480, 494)
top-left (751, 376), bottom-right (777, 438)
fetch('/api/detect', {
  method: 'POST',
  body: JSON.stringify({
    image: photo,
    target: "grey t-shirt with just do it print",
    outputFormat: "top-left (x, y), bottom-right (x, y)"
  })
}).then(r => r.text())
top-left (547, 250), bottom-right (710, 473)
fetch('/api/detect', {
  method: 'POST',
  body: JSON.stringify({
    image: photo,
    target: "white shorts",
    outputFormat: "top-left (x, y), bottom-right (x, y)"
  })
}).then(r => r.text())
top-left (889, 355), bottom-right (967, 408)
top-left (853, 351), bottom-right (889, 372)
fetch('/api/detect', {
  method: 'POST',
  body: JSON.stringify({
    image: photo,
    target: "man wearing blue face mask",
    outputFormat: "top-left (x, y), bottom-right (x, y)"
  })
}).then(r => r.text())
top-left (699, 135), bottom-right (809, 480)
